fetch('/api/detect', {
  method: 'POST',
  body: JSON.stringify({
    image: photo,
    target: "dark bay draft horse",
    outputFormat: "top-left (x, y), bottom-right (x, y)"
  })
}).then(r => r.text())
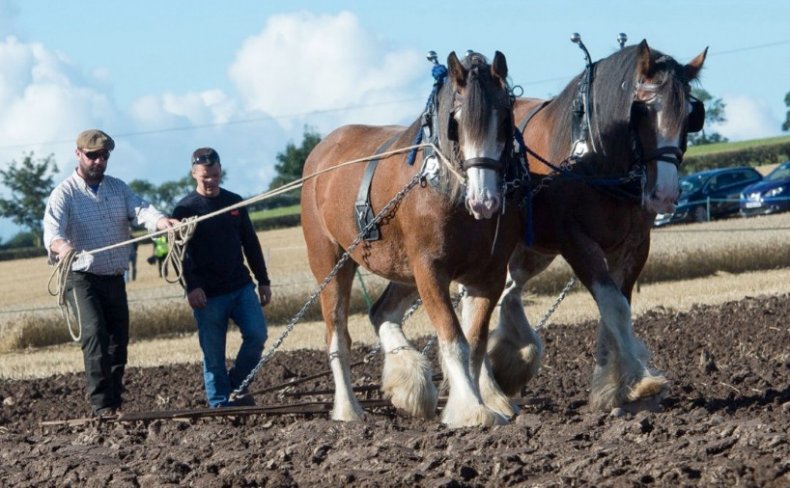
top-left (487, 40), bottom-right (707, 412)
top-left (301, 52), bottom-right (524, 427)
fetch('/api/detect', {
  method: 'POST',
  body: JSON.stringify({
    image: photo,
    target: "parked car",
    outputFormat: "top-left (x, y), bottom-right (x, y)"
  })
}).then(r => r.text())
top-left (739, 160), bottom-right (790, 217)
top-left (654, 166), bottom-right (763, 226)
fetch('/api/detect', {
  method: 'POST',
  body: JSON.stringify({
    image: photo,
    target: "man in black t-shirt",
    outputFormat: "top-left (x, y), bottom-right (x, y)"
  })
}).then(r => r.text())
top-left (172, 147), bottom-right (272, 407)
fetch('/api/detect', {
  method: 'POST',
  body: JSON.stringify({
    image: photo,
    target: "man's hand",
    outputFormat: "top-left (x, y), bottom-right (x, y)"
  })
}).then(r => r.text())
top-left (156, 217), bottom-right (181, 231)
top-left (187, 288), bottom-right (208, 309)
top-left (258, 285), bottom-right (272, 307)
top-left (51, 239), bottom-right (75, 261)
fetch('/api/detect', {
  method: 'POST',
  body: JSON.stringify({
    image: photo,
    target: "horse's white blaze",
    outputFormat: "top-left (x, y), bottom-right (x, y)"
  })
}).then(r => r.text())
top-left (645, 159), bottom-right (680, 214)
top-left (461, 110), bottom-right (504, 220)
top-left (328, 330), bottom-right (363, 421)
top-left (645, 104), bottom-right (683, 214)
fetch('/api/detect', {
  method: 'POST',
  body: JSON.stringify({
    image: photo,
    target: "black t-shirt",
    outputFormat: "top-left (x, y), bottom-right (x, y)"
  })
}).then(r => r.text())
top-left (172, 188), bottom-right (270, 297)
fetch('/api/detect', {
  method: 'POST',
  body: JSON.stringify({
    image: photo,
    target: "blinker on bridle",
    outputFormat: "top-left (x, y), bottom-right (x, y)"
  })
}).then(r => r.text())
top-left (429, 50), bottom-right (513, 174)
top-left (570, 33), bottom-right (703, 171)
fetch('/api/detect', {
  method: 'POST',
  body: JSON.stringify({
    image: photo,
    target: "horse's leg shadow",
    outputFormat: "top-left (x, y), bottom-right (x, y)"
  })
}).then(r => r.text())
top-left (371, 282), bottom-right (437, 419)
top-left (590, 283), bottom-right (667, 412)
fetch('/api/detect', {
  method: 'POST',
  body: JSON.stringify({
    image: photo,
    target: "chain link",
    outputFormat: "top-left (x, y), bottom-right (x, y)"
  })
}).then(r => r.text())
top-left (534, 276), bottom-right (576, 331)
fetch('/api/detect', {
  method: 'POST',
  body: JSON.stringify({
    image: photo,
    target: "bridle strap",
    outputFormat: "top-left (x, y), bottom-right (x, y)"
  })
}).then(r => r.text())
top-left (462, 157), bottom-right (505, 171)
top-left (645, 146), bottom-right (684, 167)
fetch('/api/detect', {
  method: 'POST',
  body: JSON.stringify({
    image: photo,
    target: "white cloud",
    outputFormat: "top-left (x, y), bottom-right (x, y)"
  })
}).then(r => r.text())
top-left (228, 11), bottom-right (426, 132)
top-left (0, 36), bottom-right (119, 153)
top-left (715, 95), bottom-right (781, 142)
top-left (0, 11), bottom-right (436, 240)
top-left (129, 90), bottom-right (238, 128)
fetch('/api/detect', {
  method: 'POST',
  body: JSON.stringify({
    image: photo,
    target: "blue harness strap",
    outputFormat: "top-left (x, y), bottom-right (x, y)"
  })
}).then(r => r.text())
top-left (354, 134), bottom-right (401, 241)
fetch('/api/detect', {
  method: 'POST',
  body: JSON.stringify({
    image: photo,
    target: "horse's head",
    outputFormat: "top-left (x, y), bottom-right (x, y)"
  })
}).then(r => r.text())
top-left (440, 50), bottom-right (514, 220)
top-left (583, 41), bottom-right (706, 214)
top-left (630, 40), bottom-right (707, 214)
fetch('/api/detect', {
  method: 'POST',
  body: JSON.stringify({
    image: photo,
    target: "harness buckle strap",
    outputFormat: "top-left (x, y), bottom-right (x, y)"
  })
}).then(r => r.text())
top-left (462, 157), bottom-right (505, 171)
top-left (648, 146), bottom-right (684, 167)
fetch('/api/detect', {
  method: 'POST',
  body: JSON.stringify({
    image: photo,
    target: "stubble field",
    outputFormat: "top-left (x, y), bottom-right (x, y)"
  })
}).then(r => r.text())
top-left (0, 213), bottom-right (788, 486)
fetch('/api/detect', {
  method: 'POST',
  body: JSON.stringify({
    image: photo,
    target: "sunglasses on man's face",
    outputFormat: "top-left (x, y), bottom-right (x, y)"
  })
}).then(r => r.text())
top-left (192, 155), bottom-right (219, 165)
top-left (82, 149), bottom-right (110, 161)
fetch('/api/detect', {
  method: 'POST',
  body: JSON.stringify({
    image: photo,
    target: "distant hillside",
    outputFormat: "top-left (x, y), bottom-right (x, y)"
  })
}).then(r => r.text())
top-left (683, 135), bottom-right (790, 174)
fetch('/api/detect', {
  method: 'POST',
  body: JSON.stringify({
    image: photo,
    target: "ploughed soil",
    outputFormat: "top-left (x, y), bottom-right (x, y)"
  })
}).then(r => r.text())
top-left (1, 294), bottom-right (788, 487)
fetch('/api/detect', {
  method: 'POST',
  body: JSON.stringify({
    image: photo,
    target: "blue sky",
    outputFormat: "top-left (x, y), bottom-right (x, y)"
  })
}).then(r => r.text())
top-left (1, 0), bottom-right (788, 240)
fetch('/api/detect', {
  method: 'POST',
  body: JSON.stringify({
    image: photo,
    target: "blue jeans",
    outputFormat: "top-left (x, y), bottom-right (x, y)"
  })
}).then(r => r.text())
top-left (193, 283), bottom-right (267, 407)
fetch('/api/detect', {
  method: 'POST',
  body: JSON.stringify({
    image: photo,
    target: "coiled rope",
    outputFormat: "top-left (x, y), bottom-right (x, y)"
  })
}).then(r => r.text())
top-left (46, 248), bottom-right (81, 341)
top-left (160, 217), bottom-right (198, 289)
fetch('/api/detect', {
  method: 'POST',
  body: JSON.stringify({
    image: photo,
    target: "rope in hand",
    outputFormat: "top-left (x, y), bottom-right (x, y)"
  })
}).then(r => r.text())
top-left (161, 216), bottom-right (198, 290)
top-left (46, 248), bottom-right (81, 341)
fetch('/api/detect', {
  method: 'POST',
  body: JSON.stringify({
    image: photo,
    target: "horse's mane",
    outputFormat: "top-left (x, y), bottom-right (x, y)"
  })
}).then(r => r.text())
top-left (549, 44), bottom-right (692, 172)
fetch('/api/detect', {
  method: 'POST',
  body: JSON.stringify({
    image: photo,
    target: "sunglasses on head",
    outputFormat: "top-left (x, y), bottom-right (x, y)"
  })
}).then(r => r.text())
top-left (82, 149), bottom-right (110, 160)
top-left (192, 154), bottom-right (219, 165)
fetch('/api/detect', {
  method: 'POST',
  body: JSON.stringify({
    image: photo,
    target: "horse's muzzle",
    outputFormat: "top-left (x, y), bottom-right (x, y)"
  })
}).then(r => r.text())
top-left (463, 157), bottom-right (505, 219)
top-left (466, 188), bottom-right (501, 220)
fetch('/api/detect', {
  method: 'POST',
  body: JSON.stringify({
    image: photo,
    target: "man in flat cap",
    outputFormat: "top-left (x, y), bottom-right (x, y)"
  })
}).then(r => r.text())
top-left (43, 129), bottom-right (179, 417)
top-left (172, 147), bottom-right (272, 407)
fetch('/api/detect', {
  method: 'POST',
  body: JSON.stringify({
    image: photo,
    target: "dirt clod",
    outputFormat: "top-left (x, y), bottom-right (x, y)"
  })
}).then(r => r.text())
top-left (1, 294), bottom-right (788, 486)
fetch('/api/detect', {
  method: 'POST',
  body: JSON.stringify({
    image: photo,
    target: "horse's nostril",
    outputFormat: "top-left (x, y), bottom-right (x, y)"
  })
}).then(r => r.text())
top-left (488, 196), bottom-right (500, 211)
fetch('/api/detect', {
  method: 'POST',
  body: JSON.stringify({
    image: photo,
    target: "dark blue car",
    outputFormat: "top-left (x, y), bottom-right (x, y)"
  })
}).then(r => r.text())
top-left (740, 161), bottom-right (790, 217)
top-left (655, 166), bottom-right (763, 226)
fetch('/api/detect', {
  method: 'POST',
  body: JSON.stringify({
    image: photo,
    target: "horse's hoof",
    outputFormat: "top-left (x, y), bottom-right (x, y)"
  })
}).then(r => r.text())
top-left (331, 404), bottom-right (365, 422)
top-left (482, 395), bottom-right (518, 419)
top-left (442, 404), bottom-right (507, 428)
top-left (489, 340), bottom-right (542, 396)
top-left (627, 375), bottom-right (668, 402)
top-left (590, 371), bottom-right (668, 412)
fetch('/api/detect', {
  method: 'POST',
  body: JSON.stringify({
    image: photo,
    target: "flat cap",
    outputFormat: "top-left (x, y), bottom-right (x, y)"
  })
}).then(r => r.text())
top-left (76, 129), bottom-right (115, 151)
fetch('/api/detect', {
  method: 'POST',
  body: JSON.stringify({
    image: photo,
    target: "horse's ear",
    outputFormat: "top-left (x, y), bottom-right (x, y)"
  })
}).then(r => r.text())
top-left (635, 39), bottom-right (653, 80)
top-left (492, 51), bottom-right (508, 84)
top-left (684, 47), bottom-right (708, 81)
top-left (448, 51), bottom-right (467, 88)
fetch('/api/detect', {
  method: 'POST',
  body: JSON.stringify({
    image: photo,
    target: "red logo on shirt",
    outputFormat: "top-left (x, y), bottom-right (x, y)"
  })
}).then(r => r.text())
top-left (230, 209), bottom-right (240, 216)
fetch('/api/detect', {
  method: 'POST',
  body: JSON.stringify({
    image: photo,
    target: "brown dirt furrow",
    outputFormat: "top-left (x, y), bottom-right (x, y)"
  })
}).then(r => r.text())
top-left (0, 294), bottom-right (788, 487)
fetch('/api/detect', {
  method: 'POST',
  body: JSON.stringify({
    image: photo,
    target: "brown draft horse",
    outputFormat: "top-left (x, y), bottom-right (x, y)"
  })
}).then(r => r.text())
top-left (487, 40), bottom-right (707, 412)
top-left (301, 51), bottom-right (524, 427)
